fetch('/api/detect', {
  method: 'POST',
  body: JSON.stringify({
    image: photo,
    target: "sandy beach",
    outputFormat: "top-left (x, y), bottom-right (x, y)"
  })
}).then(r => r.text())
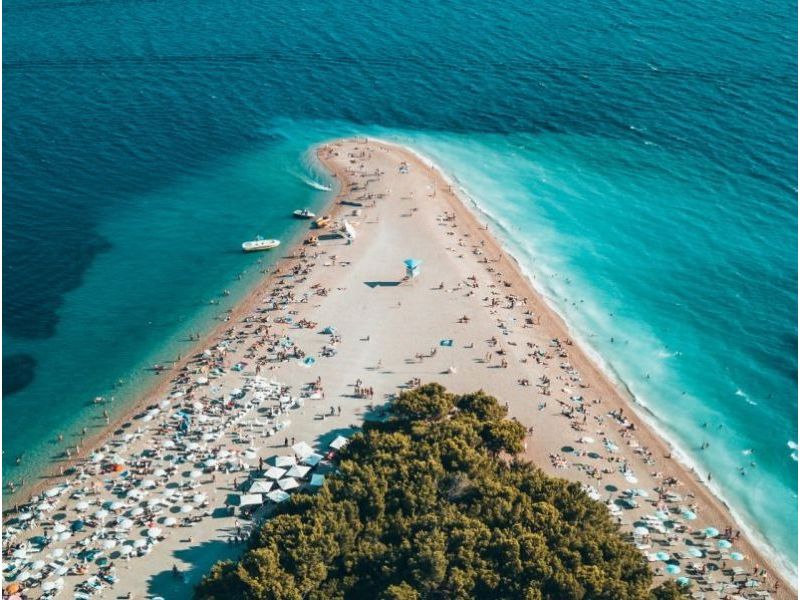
top-left (2, 138), bottom-right (793, 600)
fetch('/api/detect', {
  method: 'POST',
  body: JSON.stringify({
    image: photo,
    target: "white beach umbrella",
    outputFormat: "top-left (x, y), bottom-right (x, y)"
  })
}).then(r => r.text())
top-left (75, 501), bottom-right (90, 512)
top-left (163, 440), bottom-right (176, 449)
top-left (301, 453), bottom-right (324, 467)
top-left (56, 531), bottom-right (72, 541)
top-left (18, 512), bottom-right (33, 522)
top-left (133, 538), bottom-right (147, 548)
top-left (90, 452), bottom-right (105, 463)
top-left (274, 455), bottom-right (296, 468)
top-left (291, 441), bottom-right (314, 458)
top-left (146, 527), bottom-right (162, 538)
top-left (329, 436), bottom-right (348, 450)
top-left (187, 442), bottom-right (201, 451)
top-left (51, 548), bottom-right (65, 558)
top-left (243, 450), bottom-right (258, 461)
top-left (31, 559), bottom-right (46, 570)
top-left (45, 486), bottom-right (63, 498)
top-left (102, 539), bottom-right (117, 550)
top-left (130, 507), bottom-right (145, 517)
top-left (286, 465), bottom-right (311, 479)
top-left (53, 523), bottom-right (67, 533)
top-left (277, 477), bottom-right (299, 491)
top-left (120, 545), bottom-right (133, 555)
top-left (633, 526), bottom-right (650, 536)
top-left (141, 480), bottom-right (157, 489)
top-left (41, 581), bottom-right (57, 592)
top-left (153, 468), bottom-right (168, 478)
top-left (163, 517), bottom-right (177, 527)
top-left (180, 504), bottom-right (194, 514)
top-left (189, 470), bottom-right (202, 479)
top-left (12, 548), bottom-right (27, 558)
top-left (264, 467), bottom-right (286, 480)
top-left (266, 490), bottom-right (290, 503)
top-left (217, 449), bottom-right (231, 459)
top-left (118, 518), bottom-right (134, 530)
top-left (192, 493), bottom-right (206, 504)
top-left (109, 501), bottom-right (124, 511)
top-left (93, 509), bottom-right (109, 520)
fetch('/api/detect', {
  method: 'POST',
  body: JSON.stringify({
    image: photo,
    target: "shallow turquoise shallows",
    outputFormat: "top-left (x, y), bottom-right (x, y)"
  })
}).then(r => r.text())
top-left (3, 0), bottom-right (796, 578)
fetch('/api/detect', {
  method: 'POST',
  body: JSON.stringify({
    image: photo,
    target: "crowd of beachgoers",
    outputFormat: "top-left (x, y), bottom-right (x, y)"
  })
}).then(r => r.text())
top-left (2, 139), bottom-right (791, 600)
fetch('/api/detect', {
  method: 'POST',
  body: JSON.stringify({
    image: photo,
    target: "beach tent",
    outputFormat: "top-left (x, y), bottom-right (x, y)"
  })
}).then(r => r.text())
top-left (247, 480), bottom-right (273, 494)
top-left (237, 494), bottom-right (263, 508)
top-left (329, 435), bottom-right (349, 450)
top-left (291, 441), bottom-right (314, 459)
top-left (301, 453), bottom-right (324, 467)
top-left (310, 474), bottom-right (325, 487)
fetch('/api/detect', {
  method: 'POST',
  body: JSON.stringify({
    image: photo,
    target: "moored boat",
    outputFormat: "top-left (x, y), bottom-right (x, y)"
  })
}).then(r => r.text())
top-left (293, 209), bottom-right (316, 219)
top-left (242, 238), bottom-right (281, 253)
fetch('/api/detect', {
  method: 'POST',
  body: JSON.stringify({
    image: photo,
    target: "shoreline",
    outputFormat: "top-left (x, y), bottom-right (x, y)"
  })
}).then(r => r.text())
top-left (391, 139), bottom-right (798, 585)
top-left (3, 137), bottom-right (794, 598)
top-left (2, 147), bottom-right (345, 511)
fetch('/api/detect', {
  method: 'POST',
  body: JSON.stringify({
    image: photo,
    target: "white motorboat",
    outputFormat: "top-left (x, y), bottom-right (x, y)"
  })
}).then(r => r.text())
top-left (293, 209), bottom-right (316, 219)
top-left (242, 238), bottom-right (281, 253)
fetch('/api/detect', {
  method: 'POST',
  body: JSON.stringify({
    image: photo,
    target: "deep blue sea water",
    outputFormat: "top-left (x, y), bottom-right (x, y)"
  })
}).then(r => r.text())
top-left (3, 0), bottom-right (796, 577)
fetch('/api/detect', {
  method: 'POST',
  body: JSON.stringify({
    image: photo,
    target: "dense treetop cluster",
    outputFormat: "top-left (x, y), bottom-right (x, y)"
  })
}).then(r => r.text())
top-left (196, 383), bottom-right (685, 600)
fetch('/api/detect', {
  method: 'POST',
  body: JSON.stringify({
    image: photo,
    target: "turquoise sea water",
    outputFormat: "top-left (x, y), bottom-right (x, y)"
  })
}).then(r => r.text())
top-left (4, 0), bottom-right (796, 578)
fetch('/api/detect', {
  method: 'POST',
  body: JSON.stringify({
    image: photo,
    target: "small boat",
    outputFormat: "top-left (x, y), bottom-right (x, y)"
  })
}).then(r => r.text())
top-left (313, 215), bottom-right (332, 229)
top-left (242, 238), bottom-right (280, 253)
top-left (293, 209), bottom-right (316, 219)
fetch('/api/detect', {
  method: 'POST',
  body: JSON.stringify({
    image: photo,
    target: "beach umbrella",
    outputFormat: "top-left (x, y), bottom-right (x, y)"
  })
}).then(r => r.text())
top-left (703, 527), bottom-right (719, 538)
top-left (286, 465), bottom-right (311, 479)
top-left (75, 501), bottom-right (90, 512)
top-left (90, 452), bottom-right (105, 463)
top-left (5, 584), bottom-right (22, 595)
top-left (291, 441), bottom-right (313, 458)
top-left (277, 477), bottom-right (299, 491)
top-left (130, 507), bottom-right (145, 517)
top-left (730, 552), bottom-right (745, 561)
top-left (189, 470), bottom-right (202, 479)
top-left (141, 480), bottom-right (157, 489)
top-left (93, 509), bottom-right (109, 520)
top-left (654, 511), bottom-right (669, 521)
top-left (676, 577), bottom-right (690, 586)
top-left (196, 376), bottom-right (208, 385)
top-left (264, 467), bottom-right (286, 480)
top-left (56, 531), bottom-right (72, 541)
top-left (274, 455), bottom-right (296, 468)
top-left (120, 545), bottom-right (134, 555)
top-left (243, 450), bottom-right (258, 461)
top-left (665, 564), bottom-right (681, 575)
top-left (146, 528), bottom-right (162, 539)
top-left (119, 518), bottom-right (134, 530)
top-left (163, 517), bottom-right (177, 527)
top-left (12, 548), bottom-right (27, 559)
top-left (41, 581), bottom-right (57, 592)
top-left (18, 512), bottom-right (33, 522)
top-left (310, 474), bottom-right (325, 487)
top-left (681, 509), bottom-right (697, 520)
top-left (217, 449), bottom-right (231, 459)
top-left (266, 490), bottom-right (290, 503)
top-left (204, 459), bottom-right (217, 468)
top-left (329, 435), bottom-right (349, 450)
top-left (163, 440), bottom-right (176, 449)
top-left (687, 548), bottom-right (704, 558)
top-left (133, 538), bottom-right (148, 548)
top-left (31, 559), bottom-right (45, 570)
top-left (51, 548), bottom-right (65, 558)
top-left (71, 520), bottom-right (85, 532)
top-left (44, 486), bottom-right (64, 498)
top-left (718, 539), bottom-right (732, 549)
top-left (192, 493), bottom-right (206, 504)
top-left (17, 571), bottom-right (31, 582)
top-left (180, 504), bottom-right (194, 514)
top-left (153, 468), bottom-right (168, 478)
top-left (655, 552), bottom-right (670, 562)
top-left (102, 539), bottom-right (117, 550)
top-left (147, 499), bottom-right (162, 509)
top-left (633, 526), bottom-right (649, 536)
top-left (109, 501), bottom-right (124, 511)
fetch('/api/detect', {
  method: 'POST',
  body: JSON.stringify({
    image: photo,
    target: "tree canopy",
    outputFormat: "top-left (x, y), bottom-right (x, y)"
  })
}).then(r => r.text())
top-left (196, 383), bottom-right (686, 600)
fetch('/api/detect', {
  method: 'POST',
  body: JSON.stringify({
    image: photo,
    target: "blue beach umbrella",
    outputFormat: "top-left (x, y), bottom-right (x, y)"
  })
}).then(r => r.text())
top-left (687, 548), bottom-right (704, 558)
top-left (655, 552), bottom-right (670, 561)
top-left (665, 564), bottom-right (681, 575)
top-left (703, 527), bottom-right (719, 537)
top-left (676, 577), bottom-right (690, 586)
top-left (681, 509), bottom-right (697, 520)
top-left (403, 258), bottom-right (421, 269)
top-left (70, 520), bottom-right (85, 532)
top-left (730, 552), bottom-right (745, 561)
top-left (654, 511), bottom-right (669, 520)
top-left (717, 539), bottom-right (732, 549)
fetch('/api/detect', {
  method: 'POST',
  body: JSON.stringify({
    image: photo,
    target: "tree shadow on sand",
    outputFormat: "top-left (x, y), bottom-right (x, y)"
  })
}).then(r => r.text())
top-left (145, 538), bottom-right (242, 599)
